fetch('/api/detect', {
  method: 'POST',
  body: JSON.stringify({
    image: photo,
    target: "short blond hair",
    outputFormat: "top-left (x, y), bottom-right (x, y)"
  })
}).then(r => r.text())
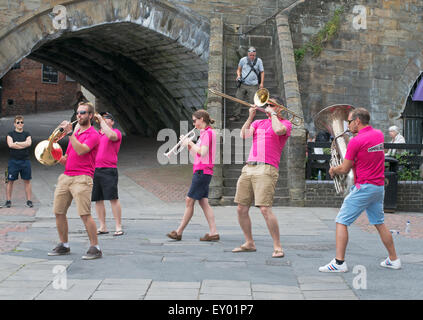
top-left (78, 101), bottom-right (94, 114)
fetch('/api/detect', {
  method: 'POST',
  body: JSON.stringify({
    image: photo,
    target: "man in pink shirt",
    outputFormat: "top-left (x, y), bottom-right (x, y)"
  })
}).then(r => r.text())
top-left (319, 108), bottom-right (401, 272)
top-left (92, 112), bottom-right (123, 236)
top-left (48, 102), bottom-right (102, 260)
top-left (232, 97), bottom-right (292, 258)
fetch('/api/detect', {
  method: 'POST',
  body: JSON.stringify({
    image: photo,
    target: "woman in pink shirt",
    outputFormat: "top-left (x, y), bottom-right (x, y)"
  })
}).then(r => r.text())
top-left (167, 110), bottom-right (219, 242)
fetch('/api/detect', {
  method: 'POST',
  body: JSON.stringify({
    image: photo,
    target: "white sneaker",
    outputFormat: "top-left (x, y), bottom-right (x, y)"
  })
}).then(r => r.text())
top-left (319, 258), bottom-right (348, 273)
top-left (380, 257), bottom-right (401, 270)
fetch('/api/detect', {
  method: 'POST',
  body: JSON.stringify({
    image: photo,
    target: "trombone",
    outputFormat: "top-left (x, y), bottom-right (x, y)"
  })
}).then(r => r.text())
top-left (164, 128), bottom-right (197, 158)
top-left (208, 88), bottom-right (303, 126)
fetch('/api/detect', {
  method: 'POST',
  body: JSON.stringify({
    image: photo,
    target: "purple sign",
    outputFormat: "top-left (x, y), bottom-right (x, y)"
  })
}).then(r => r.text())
top-left (412, 79), bottom-right (423, 101)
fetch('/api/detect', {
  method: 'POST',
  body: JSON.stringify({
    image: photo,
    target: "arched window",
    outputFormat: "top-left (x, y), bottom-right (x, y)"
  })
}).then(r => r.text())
top-left (402, 72), bottom-right (423, 153)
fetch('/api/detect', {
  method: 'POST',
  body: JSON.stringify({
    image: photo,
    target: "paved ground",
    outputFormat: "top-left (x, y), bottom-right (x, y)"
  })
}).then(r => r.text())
top-left (0, 110), bottom-right (422, 301)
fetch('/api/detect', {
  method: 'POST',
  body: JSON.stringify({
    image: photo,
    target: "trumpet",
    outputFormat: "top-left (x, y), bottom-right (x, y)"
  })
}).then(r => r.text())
top-left (164, 128), bottom-right (197, 158)
top-left (209, 88), bottom-right (303, 126)
top-left (34, 120), bottom-right (77, 166)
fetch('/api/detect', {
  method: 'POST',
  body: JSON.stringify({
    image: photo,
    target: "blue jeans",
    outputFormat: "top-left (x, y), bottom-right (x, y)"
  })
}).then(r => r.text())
top-left (336, 184), bottom-right (385, 226)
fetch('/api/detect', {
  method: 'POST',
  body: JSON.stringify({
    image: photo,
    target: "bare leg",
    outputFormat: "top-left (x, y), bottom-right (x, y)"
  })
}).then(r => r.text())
top-left (236, 204), bottom-right (255, 248)
top-left (80, 214), bottom-right (99, 247)
top-left (23, 180), bottom-right (32, 201)
top-left (374, 223), bottom-right (398, 261)
top-left (335, 223), bottom-right (349, 261)
top-left (176, 197), bottom-right (195, 236)
top-left (259, 206), bottom-right (282, 252)
top-left (6, 180), bottom-right (14, 201)
top-left (95, 201), bottom-right (107, 232)
top-left (198, 198), bottom-right (217, 235)
top-left (110, 199), bottom-right (122, 232)
top-left (55, 214), bottom-right (69, 244)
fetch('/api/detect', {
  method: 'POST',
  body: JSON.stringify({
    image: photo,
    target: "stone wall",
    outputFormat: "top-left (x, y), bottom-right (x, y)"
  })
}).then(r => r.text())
top-left (305, 180), bottom-right (423, 212)
top-left (290, 0), bottom-right (423, 139)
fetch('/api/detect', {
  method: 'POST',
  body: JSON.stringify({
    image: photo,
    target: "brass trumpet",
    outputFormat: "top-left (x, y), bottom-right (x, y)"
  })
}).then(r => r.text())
top-left (164, 128), bottom-right (197, 158)
top-left (34, 120), bottom-right (77, 166)
top-left (208, 88), bottom-right (303, 126)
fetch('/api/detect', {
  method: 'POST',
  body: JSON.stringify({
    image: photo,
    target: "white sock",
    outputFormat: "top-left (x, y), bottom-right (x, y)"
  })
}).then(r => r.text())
top-left (62, 242), bottom-right (70, 248)
top-left (95, 245), bottom-right (100, 250)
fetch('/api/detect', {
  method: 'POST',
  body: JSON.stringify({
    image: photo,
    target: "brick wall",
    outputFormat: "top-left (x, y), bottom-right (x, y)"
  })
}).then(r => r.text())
top-left (305, 180), bottom-right (423, 212)
top-left (1, 58), bottom-right (80, 116)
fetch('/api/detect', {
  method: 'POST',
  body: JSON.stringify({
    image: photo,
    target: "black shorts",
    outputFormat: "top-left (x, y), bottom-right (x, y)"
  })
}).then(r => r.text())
top-left (8, 159), bottom-right (32, 181)
top-left (187, 170), bottom-right (213, 200)
top-left (91, 167), bottom-right (119, 201)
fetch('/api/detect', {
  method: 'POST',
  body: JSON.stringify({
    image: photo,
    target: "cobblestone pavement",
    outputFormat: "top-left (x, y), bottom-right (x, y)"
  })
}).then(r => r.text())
top-left (0, 110), bottom-right (422, 301)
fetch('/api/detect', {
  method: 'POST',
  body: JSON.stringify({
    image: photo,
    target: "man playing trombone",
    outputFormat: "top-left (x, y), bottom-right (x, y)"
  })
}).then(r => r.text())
top-left (232, 97), bottom-right (291, 258)
top-left (48, 101), bottom-right (102, 260)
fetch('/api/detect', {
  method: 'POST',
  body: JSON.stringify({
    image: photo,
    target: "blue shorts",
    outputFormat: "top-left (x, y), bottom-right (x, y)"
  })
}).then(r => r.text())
top-left (336, 184), bottom-right (384, 226)
top-left (187, 170), bottom-right (213, 200)
top-left (8, 159), bottom-right (32, 181)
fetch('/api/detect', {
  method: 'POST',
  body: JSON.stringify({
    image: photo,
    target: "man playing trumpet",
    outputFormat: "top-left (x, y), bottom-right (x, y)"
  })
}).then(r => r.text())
top-left (48, 101), bottom-right (102, 260)
top-left (232, 97), bottom-right (291, 258)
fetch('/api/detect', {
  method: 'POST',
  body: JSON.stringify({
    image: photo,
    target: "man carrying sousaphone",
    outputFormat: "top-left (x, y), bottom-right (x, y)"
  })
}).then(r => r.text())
top-left (319, 108), bottom-right (401, 272)
top-left (232, 96), bottom-right (292, 258)
top-left (47, 101), bottom-right (103, 260)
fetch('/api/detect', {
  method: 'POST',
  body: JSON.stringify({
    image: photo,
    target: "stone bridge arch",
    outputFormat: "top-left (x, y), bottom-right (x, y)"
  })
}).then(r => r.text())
top-left (0, 0), bottom-right (210, 136)
top-left (394, 53), bottom-right (423, 119)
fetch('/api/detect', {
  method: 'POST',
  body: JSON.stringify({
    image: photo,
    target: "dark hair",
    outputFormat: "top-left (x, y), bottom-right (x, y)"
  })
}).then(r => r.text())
top-left (193, 109), bottom-right (215, 126)
top-left (350, 107), bottom-right (370, 125)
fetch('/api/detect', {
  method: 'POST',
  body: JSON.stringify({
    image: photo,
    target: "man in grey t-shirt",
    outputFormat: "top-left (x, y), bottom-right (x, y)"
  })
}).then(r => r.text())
top-left (230, 47), bottom-right (265, 121)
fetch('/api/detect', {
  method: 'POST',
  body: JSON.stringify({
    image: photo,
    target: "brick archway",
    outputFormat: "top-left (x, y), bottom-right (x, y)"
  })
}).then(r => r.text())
top-left (0, 0), bottom-right (210, 135)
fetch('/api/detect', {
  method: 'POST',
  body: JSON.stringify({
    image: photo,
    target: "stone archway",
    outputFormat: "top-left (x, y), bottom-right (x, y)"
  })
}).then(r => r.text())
top-left (393, 53), bottom-right (423, 119)
top-left (0, 0), bottom-right (210, 136)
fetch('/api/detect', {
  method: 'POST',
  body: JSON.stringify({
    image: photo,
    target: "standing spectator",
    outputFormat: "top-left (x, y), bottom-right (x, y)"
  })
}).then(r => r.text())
top-left (229, 47), bottom-right (264, 121)
top-left (4, 115), bottom-right (33, 208)
top-left (92, 112), bottom-right (124, 236)
top-left (48, 102), bottom-right (102, 260)
top-left (385, 125), bottom-right (406, 157)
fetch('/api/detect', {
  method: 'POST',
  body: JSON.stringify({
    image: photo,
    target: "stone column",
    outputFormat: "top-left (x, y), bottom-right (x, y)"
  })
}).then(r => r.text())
top-left (207, 17), bottom-right (224, 206)
top-left (276, 13), bottom-right (306, 207)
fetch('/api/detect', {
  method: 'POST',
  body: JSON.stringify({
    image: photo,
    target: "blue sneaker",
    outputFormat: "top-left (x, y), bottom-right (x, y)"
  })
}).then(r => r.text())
top-left (319, 258), bottom-right (348, 273)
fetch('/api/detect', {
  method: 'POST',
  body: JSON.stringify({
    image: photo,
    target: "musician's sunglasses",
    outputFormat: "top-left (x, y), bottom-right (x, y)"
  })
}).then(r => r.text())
top-left (16, 121), bottom-right (24, 124)
top-left (347, 118), bottom-right (356, 125)
top-left (76, 110), bottom-right (89, 115)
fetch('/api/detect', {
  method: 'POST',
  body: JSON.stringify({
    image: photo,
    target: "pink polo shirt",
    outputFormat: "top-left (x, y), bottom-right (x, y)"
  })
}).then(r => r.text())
top-left (247, 118), bottom-right (292, 169)
top-left (344, 126), bottom-right (385, 186)
top-left (192, 126), bottom-right (216, 175)
top-left (95, 129), bottom-right (122, 168)
top-left (64, 126), bottom-right (100, 178)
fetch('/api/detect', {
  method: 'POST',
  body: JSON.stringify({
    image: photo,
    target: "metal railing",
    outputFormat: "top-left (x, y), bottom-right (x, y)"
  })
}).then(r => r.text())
top-left (306, 142), bottom-right (423, 181)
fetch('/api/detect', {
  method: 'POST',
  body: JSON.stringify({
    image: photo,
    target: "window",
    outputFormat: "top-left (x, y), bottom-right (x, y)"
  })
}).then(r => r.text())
top-left (42, 64), bottom-right (59, 84)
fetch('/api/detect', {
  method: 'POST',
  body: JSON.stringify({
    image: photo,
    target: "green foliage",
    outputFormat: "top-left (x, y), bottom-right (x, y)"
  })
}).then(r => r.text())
top-left (392, 152), bottom-right (423, 181)
top-left (294, 6), bottom-right (344, 66)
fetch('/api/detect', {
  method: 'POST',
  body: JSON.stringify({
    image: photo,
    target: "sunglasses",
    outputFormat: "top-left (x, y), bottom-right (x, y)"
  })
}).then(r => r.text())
top-left (347, 119), bottom-right (355, 125)
top-left (76, 110), bottom-right (89, 115)
top-left (16, 121), bottom-right (24, 124)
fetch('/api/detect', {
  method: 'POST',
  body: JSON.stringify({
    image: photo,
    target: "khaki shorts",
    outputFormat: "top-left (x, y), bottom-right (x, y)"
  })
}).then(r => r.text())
top-left (53, 174), bottom-right (93, 216)
top-left (234, 164), bottom-right (279, 207)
